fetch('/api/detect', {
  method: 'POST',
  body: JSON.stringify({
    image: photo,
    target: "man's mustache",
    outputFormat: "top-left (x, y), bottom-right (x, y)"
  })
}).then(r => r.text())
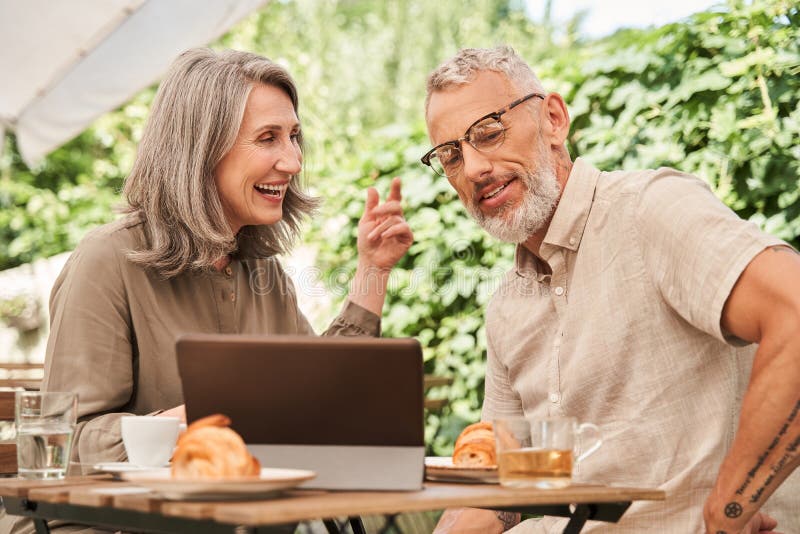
top-left (471, 171), bottom-right (525, 198)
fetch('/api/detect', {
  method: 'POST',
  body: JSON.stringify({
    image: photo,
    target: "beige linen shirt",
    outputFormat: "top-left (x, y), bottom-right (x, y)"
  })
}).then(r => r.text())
top-left (483, 159), bottom-right (799, 532)
top-left (41, 215), bottom-right (380, 466)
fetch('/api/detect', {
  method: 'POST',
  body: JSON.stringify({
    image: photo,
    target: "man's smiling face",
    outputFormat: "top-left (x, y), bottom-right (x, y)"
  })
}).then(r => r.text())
top-left (425, 71), bottom-right (561, 243)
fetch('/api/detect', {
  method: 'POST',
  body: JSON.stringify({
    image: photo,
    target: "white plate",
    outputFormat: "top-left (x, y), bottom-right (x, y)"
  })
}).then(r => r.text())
top-left (93, 462), bottom-right (168, 476)
top-left (121, 467), bottom-right (316, 500)
top-left (424, 456), bottom-right (498, 484)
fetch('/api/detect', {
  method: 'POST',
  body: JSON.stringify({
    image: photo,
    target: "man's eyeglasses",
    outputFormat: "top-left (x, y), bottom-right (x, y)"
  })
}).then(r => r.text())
top-left (421, 92), bottom-right (545, 178)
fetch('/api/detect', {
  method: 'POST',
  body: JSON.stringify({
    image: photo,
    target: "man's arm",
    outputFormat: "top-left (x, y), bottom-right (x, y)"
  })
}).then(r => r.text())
top-left (704, 246), bottom-right (800, 533)
top-left (433, 508), bottom-right (520, 533)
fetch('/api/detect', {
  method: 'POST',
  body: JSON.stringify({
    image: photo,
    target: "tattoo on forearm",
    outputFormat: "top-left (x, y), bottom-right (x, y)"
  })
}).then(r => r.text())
top-left (749, 431), bottom-right (800, 504)
top-left (724, 502), bottom-right (743, 518)
top-left (495, 511), bottom-right (520, 531)
top-left (734, 398), bottom-right (800, 497)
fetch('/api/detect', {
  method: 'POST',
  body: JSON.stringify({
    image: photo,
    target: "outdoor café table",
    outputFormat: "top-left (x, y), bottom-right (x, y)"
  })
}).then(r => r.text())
top-left (0, 475), bottom-right (665, 534)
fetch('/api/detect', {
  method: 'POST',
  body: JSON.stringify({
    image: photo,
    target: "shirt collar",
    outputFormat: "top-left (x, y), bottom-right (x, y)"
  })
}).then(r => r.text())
top-left (514, 157), bottom-right (601, 277)
top-left (543, 157), bottom-right (600, 251)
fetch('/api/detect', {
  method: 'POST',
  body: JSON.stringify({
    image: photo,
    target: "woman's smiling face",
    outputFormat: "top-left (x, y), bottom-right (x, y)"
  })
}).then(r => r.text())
top-left (214, 83), bottom-right (302, 235)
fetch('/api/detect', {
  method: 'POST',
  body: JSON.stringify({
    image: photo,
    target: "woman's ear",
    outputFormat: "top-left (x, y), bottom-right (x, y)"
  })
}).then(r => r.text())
top-left (539, 93), bottom-right (571, 148)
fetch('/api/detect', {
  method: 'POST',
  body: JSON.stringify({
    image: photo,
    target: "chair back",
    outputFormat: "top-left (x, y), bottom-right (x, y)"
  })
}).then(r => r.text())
top-left (0, 364), bottom-right (43, 475)
top-left (0, 390), bottom-right (17, 474)
top-left (0, 363), bottom-right (44, 390)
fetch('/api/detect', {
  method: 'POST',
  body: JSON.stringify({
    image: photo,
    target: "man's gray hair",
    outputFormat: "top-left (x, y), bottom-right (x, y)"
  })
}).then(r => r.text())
top-left (425, 46), bottom-right (545, 111)
top-left (123, 48), bottom-right (319, 278)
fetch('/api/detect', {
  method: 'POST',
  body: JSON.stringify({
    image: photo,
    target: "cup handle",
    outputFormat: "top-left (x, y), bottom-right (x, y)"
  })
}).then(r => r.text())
top-left (575, 423), bottom-right (602, 463)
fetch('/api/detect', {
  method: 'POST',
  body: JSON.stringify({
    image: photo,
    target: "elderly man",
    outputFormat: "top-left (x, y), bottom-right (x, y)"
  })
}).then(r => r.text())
top-left (422, 46), bottom-right (799, 533)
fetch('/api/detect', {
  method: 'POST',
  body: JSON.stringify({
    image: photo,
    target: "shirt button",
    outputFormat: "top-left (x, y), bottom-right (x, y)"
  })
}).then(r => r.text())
top-left (230, 292), bottom-right (236, 302)
top-left (554, 286), bottom-right (565, 296)
top-left (224, 266), bottom-right (232, 276)
top-left (569, 237), bottom-right (576, 245)
top-left (549, 393), bottom-right (559, 403)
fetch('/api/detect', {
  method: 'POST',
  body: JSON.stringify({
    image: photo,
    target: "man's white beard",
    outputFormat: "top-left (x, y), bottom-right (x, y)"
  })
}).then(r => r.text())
top-left (465, 159), bottom-right (561, 244)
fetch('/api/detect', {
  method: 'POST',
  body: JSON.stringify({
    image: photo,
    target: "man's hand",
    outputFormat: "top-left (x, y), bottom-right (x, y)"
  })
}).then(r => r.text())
top-left (706, 511), bottom-right (780, 534)
top-left (433, 508), bottom-right (518, 533)
top-left (741, 512), bottom-right (779, 533)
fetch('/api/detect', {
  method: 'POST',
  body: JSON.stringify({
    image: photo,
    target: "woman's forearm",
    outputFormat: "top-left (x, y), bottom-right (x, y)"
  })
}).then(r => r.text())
top-left (346, 261), bottom-right (391, 317)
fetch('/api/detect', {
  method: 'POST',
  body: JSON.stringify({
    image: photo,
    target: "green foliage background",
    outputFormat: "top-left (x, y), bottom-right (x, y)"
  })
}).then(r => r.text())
top-left (1, 0), bottom-right (797, 454)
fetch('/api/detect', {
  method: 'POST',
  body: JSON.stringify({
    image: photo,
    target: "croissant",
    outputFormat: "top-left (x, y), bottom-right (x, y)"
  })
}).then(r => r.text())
top-left (452, 421), bottom-right (497, 467)
top-left (171, 414), bottom-right (261, 479)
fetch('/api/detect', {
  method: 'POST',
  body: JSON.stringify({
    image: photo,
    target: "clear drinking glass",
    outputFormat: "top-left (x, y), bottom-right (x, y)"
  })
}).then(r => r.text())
top-left (15, 391), bottom-right (78, 479)
top-left (494, 416), bottom-right (602, 489)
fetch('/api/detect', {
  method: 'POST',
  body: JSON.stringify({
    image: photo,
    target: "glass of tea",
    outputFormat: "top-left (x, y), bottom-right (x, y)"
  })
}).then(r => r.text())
top-left (493, 416), bottom-right (602, 489)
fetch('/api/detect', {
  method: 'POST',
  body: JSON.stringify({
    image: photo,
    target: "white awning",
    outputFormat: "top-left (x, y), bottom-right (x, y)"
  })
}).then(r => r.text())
top-left (0, 0), bottom-right (267, 166)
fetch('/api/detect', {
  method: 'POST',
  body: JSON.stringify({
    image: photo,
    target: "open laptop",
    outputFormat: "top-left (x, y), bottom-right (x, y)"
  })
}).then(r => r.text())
top-left (175, 334), bottom-right (425, 490)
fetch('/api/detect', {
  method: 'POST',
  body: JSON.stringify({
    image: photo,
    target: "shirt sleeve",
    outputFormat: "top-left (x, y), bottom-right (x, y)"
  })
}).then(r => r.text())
top-left (321, 300), bottom-right (381, 337)
top-left (632, 168), bottom-right (786, 345)
top-left (42, 232), bottom-right (134, 464)
top-left (281, 263), bottom-right (381, 337)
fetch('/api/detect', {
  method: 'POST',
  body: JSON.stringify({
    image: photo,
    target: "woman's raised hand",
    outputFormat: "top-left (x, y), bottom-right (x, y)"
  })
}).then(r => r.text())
top-left (357, 177), bottom-right (413, 271)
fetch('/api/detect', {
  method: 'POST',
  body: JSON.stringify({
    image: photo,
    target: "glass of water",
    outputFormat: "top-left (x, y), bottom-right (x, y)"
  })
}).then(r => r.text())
top-left (15, 391), bottom-right (78, 479)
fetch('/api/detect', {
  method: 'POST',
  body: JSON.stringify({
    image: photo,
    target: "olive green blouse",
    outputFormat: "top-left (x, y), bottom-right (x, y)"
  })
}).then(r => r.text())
top-left (42, 215), bottom-right (380, 465)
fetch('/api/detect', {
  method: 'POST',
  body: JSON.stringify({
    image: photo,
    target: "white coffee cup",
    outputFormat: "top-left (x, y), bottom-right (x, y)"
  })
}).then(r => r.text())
top-left (120, 416), bottom-right (180, 467)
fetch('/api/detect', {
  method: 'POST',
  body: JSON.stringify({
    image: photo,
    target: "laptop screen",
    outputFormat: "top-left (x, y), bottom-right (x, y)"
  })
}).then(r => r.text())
top-left (176, 334), bottom-right (424, 447)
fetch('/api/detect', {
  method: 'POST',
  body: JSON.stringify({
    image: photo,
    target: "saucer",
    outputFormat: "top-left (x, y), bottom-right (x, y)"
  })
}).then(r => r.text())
top-left (121, 467), bottom-right (316, 500)
top-left (424, 456), bottom-right (498, 484)
top-left (93, 462), bottom-right (169, 477)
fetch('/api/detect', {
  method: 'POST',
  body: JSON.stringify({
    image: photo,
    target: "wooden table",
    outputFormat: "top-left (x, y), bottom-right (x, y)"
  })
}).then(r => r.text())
top-left (0, 476), bottom-right (664, 534)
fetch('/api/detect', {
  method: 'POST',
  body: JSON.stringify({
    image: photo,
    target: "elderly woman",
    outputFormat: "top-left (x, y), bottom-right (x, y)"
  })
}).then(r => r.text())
top-left (39, 48), bottom-right (413, 466)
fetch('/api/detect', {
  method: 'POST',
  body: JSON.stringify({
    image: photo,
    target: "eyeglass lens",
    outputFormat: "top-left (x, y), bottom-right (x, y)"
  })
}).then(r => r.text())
top-left (430, 117), bottom-right (506, 177)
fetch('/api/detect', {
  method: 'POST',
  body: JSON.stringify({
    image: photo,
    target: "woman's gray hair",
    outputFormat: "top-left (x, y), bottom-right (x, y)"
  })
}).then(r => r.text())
top-left (425, 46), bottom-right (545, 111)
top-left (123, 47), bottom-right (319, 278)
